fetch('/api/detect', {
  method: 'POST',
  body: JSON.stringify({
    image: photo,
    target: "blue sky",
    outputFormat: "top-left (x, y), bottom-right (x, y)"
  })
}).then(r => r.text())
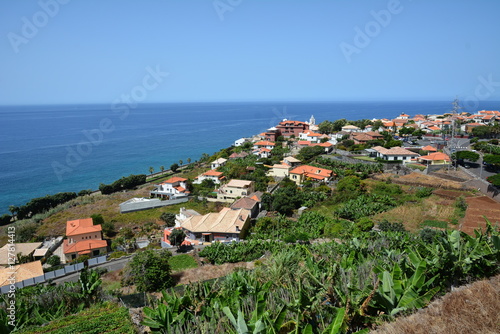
top-left (1, 0), bottom-right (500, 105)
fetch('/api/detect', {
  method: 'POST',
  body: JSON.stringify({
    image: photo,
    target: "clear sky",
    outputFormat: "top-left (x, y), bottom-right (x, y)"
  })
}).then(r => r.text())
top-left (1, 0), bottom-right (500, 105)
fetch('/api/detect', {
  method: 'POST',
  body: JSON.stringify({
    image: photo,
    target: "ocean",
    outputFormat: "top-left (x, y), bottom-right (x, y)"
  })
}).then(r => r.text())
top-left (0, 100), bottom-right (499, 215)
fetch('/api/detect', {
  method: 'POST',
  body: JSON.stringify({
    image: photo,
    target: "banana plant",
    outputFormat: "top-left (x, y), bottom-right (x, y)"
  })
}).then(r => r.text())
top-left (142, 290), bottom-right (192, 333)
top-left (372, 261), bottom-right (439, 316)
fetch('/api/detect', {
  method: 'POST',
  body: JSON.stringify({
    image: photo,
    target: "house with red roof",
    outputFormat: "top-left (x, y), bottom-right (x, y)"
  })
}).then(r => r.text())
top-left (299, 130), bottom-right (323, 143)
top-left (253, 141), bottom-right (276, 150)
top-left (276, 120), bottom-right (310, 137)
top-left (253, 147), bottom-right (272, 159)
top-left (417, 152), bottom-right (451, 165)
top-left (151, 177), bottom-right (190, 199)
top-left (194, 170), bottom-right (225, 185)
top-left (63, 218), bottom-right (107, 262)
top-left (289, 165), bottom-right (334, 185)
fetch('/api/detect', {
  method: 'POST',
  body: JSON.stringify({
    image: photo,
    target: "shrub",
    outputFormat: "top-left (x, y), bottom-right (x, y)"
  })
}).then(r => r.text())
top-left (47, 255), bottom-right (61, 266)
top-left (108, 251), bottom-right (128, 259)
top-left (122, 249), bottom-right (173, 292)
top-left (415, 187), bottom-right (434, 198)
top-left (378, 220), bottom-right (406, 233)
top-left (160, 212), bottom-right (176, 227)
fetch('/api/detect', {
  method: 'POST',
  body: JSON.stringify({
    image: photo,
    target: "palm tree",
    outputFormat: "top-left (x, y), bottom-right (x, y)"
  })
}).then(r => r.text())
top-left (149, 166), bottom-right (154, 174)
top-left (187, 158), bottom-right (191, 164)
top-left (160, 165), bottom-right (165, 173)
top-left (179, 159), bottom-right (183, 166)
top-left (9, 205), bottom-right (18, 219)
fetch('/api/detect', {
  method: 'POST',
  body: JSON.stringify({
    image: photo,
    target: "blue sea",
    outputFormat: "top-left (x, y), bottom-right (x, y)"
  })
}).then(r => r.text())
top-left (1, 100), bottom-right (499, 215)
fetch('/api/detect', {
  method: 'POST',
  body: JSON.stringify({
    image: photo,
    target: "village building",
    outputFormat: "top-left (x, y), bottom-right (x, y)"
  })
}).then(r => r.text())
top-left (372, 146), bottom-right (420, 162)
top-left (417, 152), bottom-right (451, 165)
top-left (229, 151), bottom-right (249, 159)
top-left (217, 180), bottom-right (255, 202)
top-left (211, 158), bottom-right (227, 170)
top-left (63, 218), bottom-right (107, 262)
top-left (179, 207), bottom-right (251, 243)
top-left (253, 141), bottom-right (276, 150)
top-left (298, 130), bottom-right (323, 143)
top-left (341, 125), bottom-right (361, 132)
top-left (267, 164), bottom-right (291, 178)
top-left (230, 196), bottom-right (260, 218)
top-left (194, 170), bottom-right (225, 185)
top-left (0, 242), bottom-right (43, 266)
top-left (0, 261), bottom-right (44, 288)
top-left (275, 120), bottom-right (310, 137)
top-left (150, 176), bottom-right (190, 199)
top-left (289, 165), bottom-right (334, 185)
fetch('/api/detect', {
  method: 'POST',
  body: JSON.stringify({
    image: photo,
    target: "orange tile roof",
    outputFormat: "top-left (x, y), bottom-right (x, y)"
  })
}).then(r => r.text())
top-left (422, 145), bottom-right (437, 152)
top-left (297, 140), bottom-right (311, 146)
top-left (303, 130), bottom-right (322, 137)
top-left (162, 177), bottom-right (187, 184)
top-left (203, 170), bottom-right (224, 177)
top-left (279, 120), bottom-right (308, 126)
top-left (0, 261), bottom-right (44, 287)
top-left (174, 186), bottom-right (188, 193)
top-left (427, 126), bottom-right (441, 131)
top-left (373, 146), bottom-right (419, 156)
top-left (290, 165), bottom-right (334, 179)
top-left (63, 239), bottom-right (107, 254)
top-left (482, 115), bottom-right (495, 120)
top-left (254, 141), bottom-right (275, 146)
top-left (418, 152), bottom-right (451, 161)
top-left (66, 218), bottom-right (102, 237)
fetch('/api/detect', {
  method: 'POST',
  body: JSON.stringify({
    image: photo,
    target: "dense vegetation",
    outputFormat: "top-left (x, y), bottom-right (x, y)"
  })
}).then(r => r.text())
top-left (147, 223), bottom-right (500, 333)
top-left (98, 174), bottom-right (147, 195)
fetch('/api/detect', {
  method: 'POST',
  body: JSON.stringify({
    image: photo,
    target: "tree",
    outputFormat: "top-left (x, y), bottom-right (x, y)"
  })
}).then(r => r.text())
top-left (91, 214), bottom-right (105, 226)
top-left (483, 154), bottom-right (500, 166)
top-left (179, 159), bottom-right (183, 166)
top-left (318, 120), bottom-right (335, 134)
top-left (0, 214), bottom-right (11, 226)
top-left (102, 221), bottom-right (116, 237)
top-left (160, 212), bottom-right (176, 227)
top-left (160, 165), bottom-right (165, 173)
top-left (78, 189), bottom-right (93, 196)
top-left (149, 166), bottom-right (154, 174)
top-left (335, 175), bottom-right (364, 201)
top-left (8, 205), bottom-right (18, 218)
top-left (122, 249), bottom-right (173, 292)
top-left (332, 119), bottom-right (347, 132)
top-left (296, 145), bottom-right (324, 162)
top-left (453, 150), bottom-right (480, 162)
top-left (187, 158), bottom-right (191, 164)
top-left (169, 229), bottom-right (186, 246)
top-left (47, 255), bottom-right (61, 266)
top-left (372, 120), bottom-right (384, 131)
top-left (486, 173), bottom-right (500, 186)
top-left (170, 163), bottom-right (179, 173)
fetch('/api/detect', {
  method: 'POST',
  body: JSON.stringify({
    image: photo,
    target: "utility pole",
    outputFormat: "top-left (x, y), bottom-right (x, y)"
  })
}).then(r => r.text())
top-left (448, 98), bottom-right (462, 171)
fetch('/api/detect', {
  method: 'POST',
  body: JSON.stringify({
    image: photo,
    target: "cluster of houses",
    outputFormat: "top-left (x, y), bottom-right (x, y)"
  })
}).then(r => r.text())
top-left (0, 217), bottom-right (108, 288)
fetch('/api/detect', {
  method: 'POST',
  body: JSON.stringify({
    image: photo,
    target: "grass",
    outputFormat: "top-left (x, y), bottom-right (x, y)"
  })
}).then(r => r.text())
top-left (372, 195), bottom-right (457, 231)
top-left (406, 163), bottom-right (427, 171)
top-left (421, 220), bottom-right (449, 229)
top-left (16, 302), bottom-right (136, 334)
top-left (372, 274), bottom-right (500, 334)
top-left (351, 156), bottom-right (377, 162)
top-left (169, 254), bottom-right (199, 272)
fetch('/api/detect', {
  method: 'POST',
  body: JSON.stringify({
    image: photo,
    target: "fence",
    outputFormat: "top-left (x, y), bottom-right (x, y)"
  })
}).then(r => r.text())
top-left (0, 255), bottom-right (107, 294)
top-left (119, 197), bottom-right (188, 213)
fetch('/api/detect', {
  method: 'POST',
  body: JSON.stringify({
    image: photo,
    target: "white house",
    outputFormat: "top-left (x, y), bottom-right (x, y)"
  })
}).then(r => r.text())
top-left (151, 177), bottom-right (190, 198)
top-left (298, 130), bottom-right (322, 143)
top-left (267, 164), bottom-right (291, 178)
top-left (253, 148), bottom-right (271, 159)
top-left (211, 158), bottom-right (227, 170)
top-left (234, 138), bottom-right (248, 147)
top-left (253, 141), bottom-right (275, 150)
top-left (194, 170), bottom-right (225, 184)
top-left (341, 125), bottom-right (361, 132)
top-left (372, 146), bottom-right (419, 162)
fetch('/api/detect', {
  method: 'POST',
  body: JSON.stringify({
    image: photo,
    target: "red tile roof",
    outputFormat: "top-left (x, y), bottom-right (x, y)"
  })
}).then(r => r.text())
top-left (297, 140), bottom-right (311, 146)
top-left (422, 145), bottom-right (437, 152)
top-left (63, 239), bottom-right (107, 255)
top-left (203, 170), bottom-right (224, 177)
top-left (66, 218), bottom-right (102, 237)
top-left (290, 165), bottom-right (334, 179)
top-left (162, 177), bottom-right (187, 184)
top-left (254, 141), bottom-right (275, 146)
top-left (418, 152), bottom-right (451, 161)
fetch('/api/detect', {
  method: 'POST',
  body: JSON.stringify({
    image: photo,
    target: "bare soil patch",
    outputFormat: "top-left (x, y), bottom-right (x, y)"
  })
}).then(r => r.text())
top-left (460, 196), bottom-right (500, 235)
top-left (371, 275), bottom-right (500, 334)
top-left (173, 261), bottom-right (256, 286)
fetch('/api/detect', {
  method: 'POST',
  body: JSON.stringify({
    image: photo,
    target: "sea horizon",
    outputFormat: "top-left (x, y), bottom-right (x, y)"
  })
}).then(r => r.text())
top-left (1, 100), bottom-right (499, 215)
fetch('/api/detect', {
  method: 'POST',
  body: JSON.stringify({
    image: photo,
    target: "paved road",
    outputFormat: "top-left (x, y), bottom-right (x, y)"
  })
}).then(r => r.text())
top-left (51, 244), bottom-right (210, 284)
